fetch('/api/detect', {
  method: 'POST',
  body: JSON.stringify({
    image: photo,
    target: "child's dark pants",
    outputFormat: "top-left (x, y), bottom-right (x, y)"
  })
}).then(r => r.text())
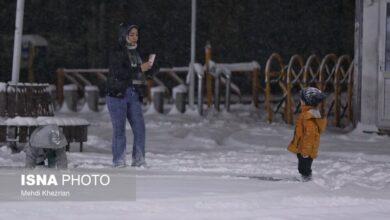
top-left (297, 153), bottom-right (313, 177)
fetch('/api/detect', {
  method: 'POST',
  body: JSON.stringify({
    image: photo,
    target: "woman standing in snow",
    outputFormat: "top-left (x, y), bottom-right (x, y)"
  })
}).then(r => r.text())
top-left (106, 22), bottom-right (152, 167)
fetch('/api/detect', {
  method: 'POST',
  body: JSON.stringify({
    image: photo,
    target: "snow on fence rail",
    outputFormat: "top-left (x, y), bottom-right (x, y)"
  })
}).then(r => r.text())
top-left (0, 116), bottom-right (89, 152)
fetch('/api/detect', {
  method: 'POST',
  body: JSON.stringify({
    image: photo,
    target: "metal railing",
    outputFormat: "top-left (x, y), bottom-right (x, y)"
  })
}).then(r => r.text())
top-left (206, 60), bottom-right (261, 110)
top-left (0, 82), bottom-right (54, 117)
top-left (265, 53), bottom-right (354, 127)
top-left (55, 51), bottom-right (354, 124)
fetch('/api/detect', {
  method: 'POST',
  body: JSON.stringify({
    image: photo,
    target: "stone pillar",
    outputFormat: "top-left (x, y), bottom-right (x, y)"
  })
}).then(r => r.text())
top-left (85, 85), bottom-right (99, 112)
top-left (173, 85), bottom-right (187, 113)
top-left (151, 86), bottom-right (166, 114)
top-left (64, 84), bottom-right (78, 112)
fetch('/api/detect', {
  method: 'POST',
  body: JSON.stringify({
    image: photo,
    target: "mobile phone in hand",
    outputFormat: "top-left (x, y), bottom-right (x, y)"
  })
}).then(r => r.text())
top-left (148, 54), bottom-right (156, 66)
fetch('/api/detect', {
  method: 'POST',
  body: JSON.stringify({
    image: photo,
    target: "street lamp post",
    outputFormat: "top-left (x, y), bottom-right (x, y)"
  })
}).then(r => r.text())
top-left (11, 0), bottom-right (25, 83)
top-left (188, 0), bottom-right (197, 109)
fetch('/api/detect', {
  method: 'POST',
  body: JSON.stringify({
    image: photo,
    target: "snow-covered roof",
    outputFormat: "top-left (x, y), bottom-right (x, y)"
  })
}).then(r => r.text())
top-left (22, 34), bottom-right (48, 47)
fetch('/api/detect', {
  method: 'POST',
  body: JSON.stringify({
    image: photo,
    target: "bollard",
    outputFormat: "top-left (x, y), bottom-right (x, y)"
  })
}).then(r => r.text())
top-left (151, 86), bottom-right (166, 114)
top-left (0, 82), bottom-right (6, 117)
top-left (205, 42), bottom-right (213, 108)
top-left (214, 75), bottom-right (221, 111)
top-left (225, 76), bottom-right (231, 112)
top-left (63, 84), bottom-right (78, 112)
top-left (85, 85), bottom-right (99, 112)
top-left (173, 85), bottom-right (187, 113)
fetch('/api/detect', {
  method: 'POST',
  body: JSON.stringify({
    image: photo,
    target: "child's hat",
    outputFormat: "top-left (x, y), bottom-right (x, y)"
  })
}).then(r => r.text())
top-left (300, 87), bottom-right (327, 106)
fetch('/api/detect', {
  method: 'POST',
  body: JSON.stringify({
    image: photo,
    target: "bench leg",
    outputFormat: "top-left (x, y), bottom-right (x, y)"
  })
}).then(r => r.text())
top-left (80, 142), bottom-right (83, 152)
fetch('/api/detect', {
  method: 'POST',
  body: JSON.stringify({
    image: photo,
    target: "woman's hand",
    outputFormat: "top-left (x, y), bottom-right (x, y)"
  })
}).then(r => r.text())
top-left (141, 62), bottom-right (152, 72)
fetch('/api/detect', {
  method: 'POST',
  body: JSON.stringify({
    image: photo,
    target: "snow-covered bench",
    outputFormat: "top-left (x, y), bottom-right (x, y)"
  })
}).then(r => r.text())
top-left (0, 83), bottom-right (89, 152)
top-left (0, 116), bottom-right (89, 152)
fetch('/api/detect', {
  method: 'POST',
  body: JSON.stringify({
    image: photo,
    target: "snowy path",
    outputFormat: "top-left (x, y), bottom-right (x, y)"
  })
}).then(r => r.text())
top-left (1, 104), bottom-right (390, 219)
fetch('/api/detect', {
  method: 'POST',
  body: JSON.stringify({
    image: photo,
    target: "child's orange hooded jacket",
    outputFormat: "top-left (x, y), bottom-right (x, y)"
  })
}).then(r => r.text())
top-left (288, 105), bottom-right (327, 159)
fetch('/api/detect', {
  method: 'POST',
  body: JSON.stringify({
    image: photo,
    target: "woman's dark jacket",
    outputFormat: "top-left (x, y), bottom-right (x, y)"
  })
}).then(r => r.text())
top-left (106, 46), bottom-right (146, 98)
top-left (106, 23), bottom-right (146, 99)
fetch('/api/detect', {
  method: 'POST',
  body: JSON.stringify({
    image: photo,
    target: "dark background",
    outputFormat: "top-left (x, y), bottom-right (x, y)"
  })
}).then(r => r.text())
top-left (0, 0), bottom-right (355, 83)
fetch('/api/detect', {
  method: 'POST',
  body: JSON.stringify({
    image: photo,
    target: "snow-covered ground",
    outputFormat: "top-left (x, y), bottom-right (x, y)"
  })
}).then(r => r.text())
top-left (1, 104), bottom-right (390, 220)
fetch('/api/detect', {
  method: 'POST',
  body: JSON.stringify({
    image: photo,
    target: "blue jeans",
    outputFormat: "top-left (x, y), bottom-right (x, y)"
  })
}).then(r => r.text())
top-left (107, 87), bottom-right (146, 167)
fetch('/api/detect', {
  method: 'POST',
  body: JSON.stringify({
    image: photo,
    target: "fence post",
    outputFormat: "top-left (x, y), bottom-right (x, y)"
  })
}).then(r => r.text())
top-left (146, 79), bottom-right (154, 103)
top-left (214, 71), bottom-right (220, 111)
top-left (252, 66), bottom-right (259, 108)
top-left (303, 55), bottom-right (321, 88)
top-left (334, 63), bottom-right (341, 127)
top-left (265, 71), bottom-right (272, 123)
top-left (334, 55), bottom-right (352, 127)
top-left (319, 54), bottom-right (338, 117)
top-left (265, 53), bottom-right (284, 123)
top-left (225, 75), bottom-right (231, 112)
top-left (347, 61), bottom-right (354, 125)
top-left (286, 55), bottom-right (304, 125)
top-left (205, 42), bottom-right (213, 108)
top-left (286, 63), bottom-right (293, 125)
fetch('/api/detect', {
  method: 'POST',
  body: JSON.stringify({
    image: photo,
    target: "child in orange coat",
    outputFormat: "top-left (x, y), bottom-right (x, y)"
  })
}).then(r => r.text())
top-left (288, 87), bottom-right (327, 181)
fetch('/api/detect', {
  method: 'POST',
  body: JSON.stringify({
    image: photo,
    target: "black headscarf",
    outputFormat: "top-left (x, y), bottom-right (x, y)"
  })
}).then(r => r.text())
top-left (117, 22), bottom-right (139, 47)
